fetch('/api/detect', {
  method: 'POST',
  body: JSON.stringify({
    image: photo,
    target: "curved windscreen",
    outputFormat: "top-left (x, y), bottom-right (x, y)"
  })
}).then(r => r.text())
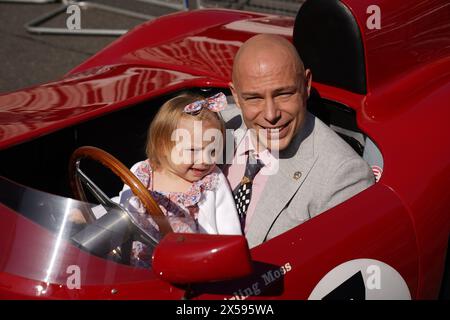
top-left (0, 177), bottom-right (159, 291)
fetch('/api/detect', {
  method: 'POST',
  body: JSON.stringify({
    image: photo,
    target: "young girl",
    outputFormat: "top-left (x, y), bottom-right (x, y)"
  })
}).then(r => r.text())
top-left (119, 92), bottom-right (241, 267)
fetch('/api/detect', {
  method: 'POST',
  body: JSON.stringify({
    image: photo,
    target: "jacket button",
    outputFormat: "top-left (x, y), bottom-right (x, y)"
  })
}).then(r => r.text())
top-left (293, 171), bottom-right (302, 180)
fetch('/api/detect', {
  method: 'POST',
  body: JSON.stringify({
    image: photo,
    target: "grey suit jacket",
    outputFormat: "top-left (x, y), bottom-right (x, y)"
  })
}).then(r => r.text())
top-left (221, 105), bottom-right (375, 248)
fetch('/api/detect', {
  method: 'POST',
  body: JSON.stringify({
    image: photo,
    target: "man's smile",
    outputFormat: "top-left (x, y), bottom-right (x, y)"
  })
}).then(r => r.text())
top-left (257, 121), bottom-right (291, 139)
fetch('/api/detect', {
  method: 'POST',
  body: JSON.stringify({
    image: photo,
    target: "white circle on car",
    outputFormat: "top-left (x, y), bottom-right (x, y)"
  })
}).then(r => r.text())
top-left (308, 259), bottom-right (411, 300)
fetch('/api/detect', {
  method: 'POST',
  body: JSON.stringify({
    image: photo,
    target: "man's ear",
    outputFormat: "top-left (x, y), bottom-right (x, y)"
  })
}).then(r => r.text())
top-left (229, 82), bottom-right (241, 109)
top-left (305, 69), bottom-right (312, 98)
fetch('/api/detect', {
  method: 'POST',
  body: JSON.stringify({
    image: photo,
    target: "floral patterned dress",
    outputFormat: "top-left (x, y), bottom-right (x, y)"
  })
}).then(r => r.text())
top-left (119, 160), bottom-right (219, 268)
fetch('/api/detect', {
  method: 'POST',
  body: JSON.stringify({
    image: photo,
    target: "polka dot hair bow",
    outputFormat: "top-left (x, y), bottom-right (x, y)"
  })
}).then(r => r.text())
top-left (183, 92), bottom-right (227, 114)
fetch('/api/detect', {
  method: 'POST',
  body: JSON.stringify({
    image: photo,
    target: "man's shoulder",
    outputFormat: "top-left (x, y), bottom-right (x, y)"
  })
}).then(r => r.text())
top-left (301, 114), bottom-right (374, 195)
top-left (312, 114), bottom-right (361, 162)
top-left (303, 114), bottom-right (373, 183)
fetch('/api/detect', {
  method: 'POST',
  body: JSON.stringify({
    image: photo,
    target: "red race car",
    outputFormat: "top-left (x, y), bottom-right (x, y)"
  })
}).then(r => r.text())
top-left (0, 0), bottom-right (449, 300)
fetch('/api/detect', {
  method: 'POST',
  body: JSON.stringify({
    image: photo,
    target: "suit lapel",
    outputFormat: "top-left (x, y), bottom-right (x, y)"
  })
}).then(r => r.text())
top-left (246, 113), bottom-right (318, 247)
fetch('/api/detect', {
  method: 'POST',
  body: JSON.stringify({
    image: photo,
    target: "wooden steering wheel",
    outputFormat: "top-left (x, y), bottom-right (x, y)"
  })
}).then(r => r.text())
top-left (68, 146), bottom-right (173, 237)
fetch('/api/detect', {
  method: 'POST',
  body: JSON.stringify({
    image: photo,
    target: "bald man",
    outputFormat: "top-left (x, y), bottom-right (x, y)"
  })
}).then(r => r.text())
top-left (222, 34), bottom-right (374, 248)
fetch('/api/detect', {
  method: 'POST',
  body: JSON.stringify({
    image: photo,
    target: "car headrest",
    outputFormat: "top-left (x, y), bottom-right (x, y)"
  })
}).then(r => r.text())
top-left (293, 0), bottom-right (367, 94)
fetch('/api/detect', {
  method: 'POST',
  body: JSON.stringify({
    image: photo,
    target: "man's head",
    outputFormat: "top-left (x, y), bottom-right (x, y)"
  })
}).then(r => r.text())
top-left (230, 34), bottom-right (312, 151)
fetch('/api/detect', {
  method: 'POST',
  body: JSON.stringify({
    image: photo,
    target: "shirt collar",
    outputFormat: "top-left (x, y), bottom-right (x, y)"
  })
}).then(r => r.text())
top-left (234, 129), bottom-right (279, 175)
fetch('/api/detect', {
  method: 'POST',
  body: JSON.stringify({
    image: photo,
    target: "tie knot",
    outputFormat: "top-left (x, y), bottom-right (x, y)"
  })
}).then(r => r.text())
top-left (244, 153), bottom-right (264, 180)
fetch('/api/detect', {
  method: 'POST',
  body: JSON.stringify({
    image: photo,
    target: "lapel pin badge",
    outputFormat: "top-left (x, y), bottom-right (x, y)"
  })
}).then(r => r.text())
top-left (293, 171), bottom-right (302, 180)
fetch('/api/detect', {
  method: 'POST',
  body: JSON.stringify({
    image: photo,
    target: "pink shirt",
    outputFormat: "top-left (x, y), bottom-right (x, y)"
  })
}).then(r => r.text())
top-left (224, 130), bottom-right (279, 233)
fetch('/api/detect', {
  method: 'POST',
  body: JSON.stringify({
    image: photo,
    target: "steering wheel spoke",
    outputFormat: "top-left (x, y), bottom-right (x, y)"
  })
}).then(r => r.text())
top-left (76, 166), bottom-right (120, 209)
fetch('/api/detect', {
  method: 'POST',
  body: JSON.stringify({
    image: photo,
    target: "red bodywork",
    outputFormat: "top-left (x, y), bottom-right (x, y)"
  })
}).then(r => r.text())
top-left (0, 0), bottom-right (449, 299)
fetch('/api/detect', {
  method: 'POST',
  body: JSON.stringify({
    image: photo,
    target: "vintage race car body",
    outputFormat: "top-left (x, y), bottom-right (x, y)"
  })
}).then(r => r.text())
top-left (0, 0), bottom-right (449, 299)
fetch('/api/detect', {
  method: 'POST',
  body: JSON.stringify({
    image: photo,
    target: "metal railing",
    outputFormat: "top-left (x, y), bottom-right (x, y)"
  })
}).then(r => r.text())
top-left (138, 0), bottom-right (304, 16)
top-left (3, 0), bottom-right (304, 38)
top-left (0, 0), bottom-right (57, 3)
top-left (25, 1), bottom-right (154, 36)
top-left (138, 0), bottom-right (207, 10)
top-left (201, 0), bottom-right (304, 16)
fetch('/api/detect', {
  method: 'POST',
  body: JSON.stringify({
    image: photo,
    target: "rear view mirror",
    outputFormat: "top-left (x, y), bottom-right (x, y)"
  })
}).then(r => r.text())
top-left (152, 233), bottom-right (253, 284)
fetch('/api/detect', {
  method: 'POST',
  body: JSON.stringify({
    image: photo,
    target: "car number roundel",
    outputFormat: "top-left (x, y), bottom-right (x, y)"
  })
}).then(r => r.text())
top-left (308, 259), bottom-right (411, 300)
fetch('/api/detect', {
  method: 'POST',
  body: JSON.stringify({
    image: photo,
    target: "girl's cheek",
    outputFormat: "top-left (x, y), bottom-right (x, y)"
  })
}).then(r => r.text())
top-left (201, 150), bottom-right (216, 165)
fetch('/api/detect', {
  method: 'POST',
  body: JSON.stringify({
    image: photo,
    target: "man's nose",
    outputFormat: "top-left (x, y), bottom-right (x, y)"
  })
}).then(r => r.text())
top-left (263, 98), bottom-right (281, 123)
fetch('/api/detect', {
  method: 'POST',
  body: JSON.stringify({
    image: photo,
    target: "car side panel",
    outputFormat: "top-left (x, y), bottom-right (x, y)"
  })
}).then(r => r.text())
top-left (194, 184), bottom-right (418, 299)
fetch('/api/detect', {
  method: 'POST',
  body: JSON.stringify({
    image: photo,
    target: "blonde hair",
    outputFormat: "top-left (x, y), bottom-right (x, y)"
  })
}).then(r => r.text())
top-left (146, 93), bottom-right (226, 169)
